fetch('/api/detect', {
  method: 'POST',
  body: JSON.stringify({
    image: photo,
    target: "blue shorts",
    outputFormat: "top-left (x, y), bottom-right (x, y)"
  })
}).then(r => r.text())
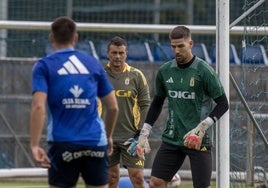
top-left (47, 142), bottom-right (108, 187)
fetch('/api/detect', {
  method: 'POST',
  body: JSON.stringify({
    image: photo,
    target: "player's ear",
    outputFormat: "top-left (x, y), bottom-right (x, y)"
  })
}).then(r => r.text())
top-left (189, 40), bottom-right (193, 48)
top-left (125, 50), bottom-right (128, 59)
top-left (74, 33), bottom-right (78, 43)
top-left (49, 33), bottom-right (54, 43)
top-left (187, 39), bottom-right (193, 53)
top-left (72, 33), bottom-right (78, 46)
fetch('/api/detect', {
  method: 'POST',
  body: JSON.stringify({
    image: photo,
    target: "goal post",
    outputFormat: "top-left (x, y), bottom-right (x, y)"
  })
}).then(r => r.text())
top-left (216, 0), bottom-right (230, 187)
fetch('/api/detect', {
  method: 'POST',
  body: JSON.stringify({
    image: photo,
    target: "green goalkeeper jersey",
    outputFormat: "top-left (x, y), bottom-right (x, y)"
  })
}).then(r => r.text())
top-left (104, 63), bottom-right (151, 141)
top-left (156, 57), bottom-right (225, 147)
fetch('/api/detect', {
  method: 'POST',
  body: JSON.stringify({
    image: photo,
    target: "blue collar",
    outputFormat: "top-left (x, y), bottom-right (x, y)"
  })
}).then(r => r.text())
top-left (55, 48), bottom-right (75, 53)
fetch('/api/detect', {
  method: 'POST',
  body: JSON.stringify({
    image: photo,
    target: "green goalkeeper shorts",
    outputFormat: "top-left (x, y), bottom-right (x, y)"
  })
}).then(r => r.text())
top-left (109, 141), bottom-right (145, 169)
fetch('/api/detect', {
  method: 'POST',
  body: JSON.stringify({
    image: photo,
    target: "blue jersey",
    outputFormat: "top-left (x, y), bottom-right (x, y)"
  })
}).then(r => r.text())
top-left (32, 48), bottom-right (114, 146)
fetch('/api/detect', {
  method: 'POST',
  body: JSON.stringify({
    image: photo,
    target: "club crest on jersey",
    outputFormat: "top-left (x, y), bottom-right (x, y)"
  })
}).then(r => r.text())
top-left (125, 77), bottom-right (130, 85)
top-left (190, 77), bottom-right (195, 87)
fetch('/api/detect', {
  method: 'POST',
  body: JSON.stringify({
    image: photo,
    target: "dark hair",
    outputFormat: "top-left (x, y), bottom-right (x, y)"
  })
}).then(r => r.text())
top-left (107, 36), bottom-right (127, 50)
top-left (51, 16), bottom-right (76, 44)
top-left (169, 26), bottom-right (191, 40)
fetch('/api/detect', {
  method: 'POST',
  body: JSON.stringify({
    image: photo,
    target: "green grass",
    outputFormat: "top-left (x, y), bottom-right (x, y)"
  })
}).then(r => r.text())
top-left (0, 180), bottom-right (211, 188)
top-left (0, 181), bottom-right (83, 188)
top-left (0, 180), bottom-right (255, 188)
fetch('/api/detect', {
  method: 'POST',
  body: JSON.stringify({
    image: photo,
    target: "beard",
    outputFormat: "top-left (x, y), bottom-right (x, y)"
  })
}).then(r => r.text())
top-left (175, 55), bottom-right (186, 64)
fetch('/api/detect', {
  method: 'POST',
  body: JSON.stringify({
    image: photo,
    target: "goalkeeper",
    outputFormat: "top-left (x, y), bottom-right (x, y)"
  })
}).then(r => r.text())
top-left (137, 25), bottom-right (229, 188)
top-left (102, 36), bottom-right (151, 188)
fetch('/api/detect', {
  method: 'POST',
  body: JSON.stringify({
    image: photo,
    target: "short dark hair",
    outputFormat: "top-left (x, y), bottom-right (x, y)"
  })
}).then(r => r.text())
top-left (107, 36), bottom-right (127, 50)
top-left (51, 16), bottom-right (76, 44)
top-left (169, 25), bottom-right (191, 40)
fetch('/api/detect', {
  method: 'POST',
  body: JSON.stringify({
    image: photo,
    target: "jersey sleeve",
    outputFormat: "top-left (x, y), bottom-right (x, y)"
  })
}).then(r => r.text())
top-left (97, 67), bottom-right (114, 98)
top-left (202, 65), bottom-right (225, 99)
top-left (155, 69), bottom-right (167, 98)
top-left (136, 69), bottom-right (151, 127)
top-left (31, 60), bottom-right (48, 94)
top-left (136, 69), bottom-right (150, 106)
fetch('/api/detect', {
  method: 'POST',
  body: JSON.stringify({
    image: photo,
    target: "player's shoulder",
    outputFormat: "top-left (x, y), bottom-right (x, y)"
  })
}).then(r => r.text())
top-left (158, 59), bottom-right (176, 71)
top-left (74, 50), bottom-right (99, 62)
top-left (193, 57), bottom-right (215, 74)
top-left (126, 63), bottom-right (145, 76)
top-left (34, 55), bottom-right (52, 68)
top-left (68, 50), bottom-right (103, 71)
top-left (32, 57), bottom-right (47, 71)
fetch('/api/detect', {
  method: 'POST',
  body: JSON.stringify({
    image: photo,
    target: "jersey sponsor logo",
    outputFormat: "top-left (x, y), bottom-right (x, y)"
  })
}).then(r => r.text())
top-left (166, 77), bottom-right (174, 83)
top-left (135, 160), bottom-right (144, 166)
top-left (57, 55), bottom-right (90, 75)
top-left (62, 150), bottom-right (105, 162)
top-left (168, 90), bottom-right (195, 99)
top-left (115, 90), bottom-right (131, 98)
top-left (70, 85), bottom-right (83, 97)
top-left (62, 85), bottom-right (90, 109)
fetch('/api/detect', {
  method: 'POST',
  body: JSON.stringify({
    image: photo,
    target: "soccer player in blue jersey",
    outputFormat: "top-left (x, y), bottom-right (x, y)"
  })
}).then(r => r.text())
top-left (30, 16), bottom-right (119, 188)
top-left (137, 26), bottom-right (229, 188)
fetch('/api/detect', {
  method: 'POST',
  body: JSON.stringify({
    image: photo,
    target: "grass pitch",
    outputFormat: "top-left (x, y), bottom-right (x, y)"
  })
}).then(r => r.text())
top-left (0, 180), bottom-right (215, 188)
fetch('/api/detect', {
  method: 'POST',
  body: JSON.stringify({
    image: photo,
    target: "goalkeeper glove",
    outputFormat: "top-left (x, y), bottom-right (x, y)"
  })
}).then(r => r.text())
top-left (123, 138), bottom-right (139, 156)
top-left (137, 123), bottom-right (152, 159)
top-left (183, 117), bottom-right (214, 150)
top-left (123, 138), bottom-right (147, 159)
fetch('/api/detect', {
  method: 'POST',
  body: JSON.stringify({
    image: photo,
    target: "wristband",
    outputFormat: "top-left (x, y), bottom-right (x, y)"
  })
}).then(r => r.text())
top-left (198, 117), bottom-right (214, 132)
top-left (140, 123), bottom-right (152, 136)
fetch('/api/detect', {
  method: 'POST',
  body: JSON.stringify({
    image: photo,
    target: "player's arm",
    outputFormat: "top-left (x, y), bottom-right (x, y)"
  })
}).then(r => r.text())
top-left (144, 70), bottom-right (166, 126)
top-left (30, 91), bottom-right (51, 168)
top-left (136, 95), bottom-right (165, 158)
top-left (136, 69), bottom-right (166, 157)
top-left (184, 94), bottom-right (229, 150)
top-left (208, 94), bottom-right (229, 121)
top-left (144, 95), bottom-right (165, 125)
top-left (137, 72), bottom-right (151, 128)
top-left (100, 91), bottom-right (119, 155)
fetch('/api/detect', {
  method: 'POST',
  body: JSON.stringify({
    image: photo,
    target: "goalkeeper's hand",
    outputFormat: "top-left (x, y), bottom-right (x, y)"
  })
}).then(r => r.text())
top-left (183, 117), bottom-right (214, 150)
top-left (137, 123), bottom-right (152, 159)
top-left (123, 138), bottom-right (139, 157)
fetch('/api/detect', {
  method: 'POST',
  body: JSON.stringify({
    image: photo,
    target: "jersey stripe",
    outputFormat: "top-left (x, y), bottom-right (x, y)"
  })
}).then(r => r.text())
top-left (69, 55), bottom-right (89, 74)
top-left (57, 68), bottom-right (68, 75)
top-left (63, 60), bottom-right (79, 74)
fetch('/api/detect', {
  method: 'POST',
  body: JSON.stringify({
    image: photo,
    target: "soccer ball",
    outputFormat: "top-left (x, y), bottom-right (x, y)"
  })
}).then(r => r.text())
top-left (167, 173), bottom-right (181, 188)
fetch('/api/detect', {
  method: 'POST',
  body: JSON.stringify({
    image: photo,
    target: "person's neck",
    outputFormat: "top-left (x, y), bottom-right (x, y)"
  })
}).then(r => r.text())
top-left (53, 44), bottom-right (74, 51)
top-left (110, 63), bottom-right (126, 74)
top-left (177, 55), bottom-right (195, 69)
